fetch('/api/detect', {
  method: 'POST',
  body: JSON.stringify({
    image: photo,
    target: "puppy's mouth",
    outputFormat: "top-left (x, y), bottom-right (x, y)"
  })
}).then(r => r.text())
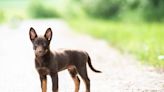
top-left (35, 49), bottom-right (48, 57)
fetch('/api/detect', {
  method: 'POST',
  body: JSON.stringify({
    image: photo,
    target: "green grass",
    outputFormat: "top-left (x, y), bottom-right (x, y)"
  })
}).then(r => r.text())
top-left (69, 18), bottom-right (164, 68)
top-left (0, 0), bottom-right (29, 23)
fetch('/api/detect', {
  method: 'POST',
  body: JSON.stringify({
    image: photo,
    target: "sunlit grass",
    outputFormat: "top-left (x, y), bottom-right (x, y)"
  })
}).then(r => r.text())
top-left (0, 0), bottom-right (29, 23)
top-left (69, 19), bottom-right (164, 67)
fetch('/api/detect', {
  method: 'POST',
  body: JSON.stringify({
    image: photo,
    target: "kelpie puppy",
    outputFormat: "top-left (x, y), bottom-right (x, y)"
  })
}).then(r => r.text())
top-left (29, 27), bottom-right (101, 92)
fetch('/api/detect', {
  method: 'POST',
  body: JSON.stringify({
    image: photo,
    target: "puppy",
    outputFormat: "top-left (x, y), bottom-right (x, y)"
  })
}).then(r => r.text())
top-left (29, 27), bottom-right (101, 92)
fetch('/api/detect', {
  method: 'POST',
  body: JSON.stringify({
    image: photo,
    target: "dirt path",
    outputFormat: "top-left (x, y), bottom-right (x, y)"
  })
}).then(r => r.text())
top-left (0, 19), bottom-right (164, 92)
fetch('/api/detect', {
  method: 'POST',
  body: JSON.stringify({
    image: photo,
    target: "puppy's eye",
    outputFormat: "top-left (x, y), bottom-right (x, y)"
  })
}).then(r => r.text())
top-left (34, 44), bottom-right (38, 47)
top-left (33, 44), bottom-right (38, 49)
top-left (33, 46), bottom-right (36, 50)
top-left (43, 43), bottom-right (47, 47)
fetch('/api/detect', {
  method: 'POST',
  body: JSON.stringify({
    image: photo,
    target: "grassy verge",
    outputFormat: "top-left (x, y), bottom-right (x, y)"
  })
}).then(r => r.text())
top-left (68, 18), bottom-right (164, 67)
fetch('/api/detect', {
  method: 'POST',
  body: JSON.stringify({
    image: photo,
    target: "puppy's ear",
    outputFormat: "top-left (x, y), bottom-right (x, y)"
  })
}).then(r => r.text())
top-left (44, 28), bottom-right (52, 41)
top-left (29, 27), bottom-right (37, 42)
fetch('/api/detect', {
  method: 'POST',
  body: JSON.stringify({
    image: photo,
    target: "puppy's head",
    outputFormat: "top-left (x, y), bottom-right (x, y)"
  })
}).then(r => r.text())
top-left (29, 27), bottom-right (52, 57)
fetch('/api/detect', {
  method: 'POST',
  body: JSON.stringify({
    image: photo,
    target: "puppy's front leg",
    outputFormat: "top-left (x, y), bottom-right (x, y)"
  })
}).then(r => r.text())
top-left (40, 75), bottom-right (47, 92)
top-left (51, 73), bottom-right (58, 92)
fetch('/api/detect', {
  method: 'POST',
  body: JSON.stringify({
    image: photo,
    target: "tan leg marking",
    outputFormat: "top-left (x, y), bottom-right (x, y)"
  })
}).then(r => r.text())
top-left (42, 79), bottom-right (47, 92)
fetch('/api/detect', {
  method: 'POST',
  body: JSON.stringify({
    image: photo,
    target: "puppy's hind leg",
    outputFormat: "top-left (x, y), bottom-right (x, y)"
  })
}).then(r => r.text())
top-left (77, 66), bottom-right (90, 92)
top-left (68, 65), bottom-right (80, 92)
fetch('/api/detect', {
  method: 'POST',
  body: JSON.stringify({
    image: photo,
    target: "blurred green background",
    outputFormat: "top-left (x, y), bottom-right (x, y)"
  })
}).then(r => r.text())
top-left (0, 0), bottom-right (164, 67)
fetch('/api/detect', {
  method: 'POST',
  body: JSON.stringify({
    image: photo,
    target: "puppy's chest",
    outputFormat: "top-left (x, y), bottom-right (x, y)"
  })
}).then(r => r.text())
top-left (36, 61), bottom-right (51, 75)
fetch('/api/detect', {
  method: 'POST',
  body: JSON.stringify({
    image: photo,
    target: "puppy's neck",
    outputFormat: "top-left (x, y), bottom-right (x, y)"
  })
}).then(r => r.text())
top-left (35, 49), bottom-right (52, 67)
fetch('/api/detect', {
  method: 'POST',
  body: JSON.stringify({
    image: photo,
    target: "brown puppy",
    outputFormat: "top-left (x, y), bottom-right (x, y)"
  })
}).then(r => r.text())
top-left (29, 27), bottom-right (101, 92)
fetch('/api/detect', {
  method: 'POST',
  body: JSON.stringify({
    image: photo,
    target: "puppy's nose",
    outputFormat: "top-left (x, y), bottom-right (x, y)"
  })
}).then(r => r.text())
top-left (38, 50), bottom-right (43, 53)
top-left (36, 46), bottom-right (44, 53)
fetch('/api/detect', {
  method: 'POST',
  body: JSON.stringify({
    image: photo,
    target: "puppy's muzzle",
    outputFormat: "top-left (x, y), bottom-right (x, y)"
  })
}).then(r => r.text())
top-left (35, 46), bottom-right (47, 57)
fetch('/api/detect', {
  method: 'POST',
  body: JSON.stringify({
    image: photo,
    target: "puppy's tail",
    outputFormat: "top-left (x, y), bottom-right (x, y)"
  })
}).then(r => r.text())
top-left (87, 54), bottom-right (102, 73)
